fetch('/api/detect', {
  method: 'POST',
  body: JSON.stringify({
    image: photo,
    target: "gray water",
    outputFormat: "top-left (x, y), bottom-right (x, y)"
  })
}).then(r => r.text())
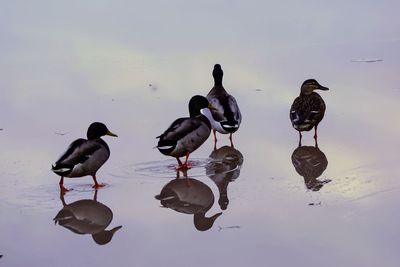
top-left (1, 1), bottom-right (400, 266)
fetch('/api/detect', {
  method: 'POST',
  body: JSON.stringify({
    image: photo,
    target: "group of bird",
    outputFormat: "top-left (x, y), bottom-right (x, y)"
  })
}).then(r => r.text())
top-left (51, 64), bottom-right (329, 192)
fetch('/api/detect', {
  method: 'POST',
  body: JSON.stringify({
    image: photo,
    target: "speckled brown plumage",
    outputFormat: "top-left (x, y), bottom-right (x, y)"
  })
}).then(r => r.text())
top-left (290, 92), bottom-right (326, 132)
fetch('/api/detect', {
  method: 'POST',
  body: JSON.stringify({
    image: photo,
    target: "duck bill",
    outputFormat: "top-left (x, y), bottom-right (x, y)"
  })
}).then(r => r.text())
top-left (208, 103), bottom-right (218, 111)
top-left (110, 225), bottom-right (123, 234)
top-left (106, 130), bottom-right (118, 137)
top-left (318, 85), bottom-right (329, 91)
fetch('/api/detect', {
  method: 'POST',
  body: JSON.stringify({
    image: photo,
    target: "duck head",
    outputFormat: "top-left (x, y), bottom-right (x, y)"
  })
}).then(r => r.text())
top-left (300, 79), bottom-right (329, 95)
top-left (189, 95), bottom-right (215, 117)
top-left (87, 122), bottom-right (118, 140)
top-left (194, 212), bottom-right (222, 231)
top-left (92, 225), bottom-right (123, 245)
top-left (213, 64), bottom-right (223, 86)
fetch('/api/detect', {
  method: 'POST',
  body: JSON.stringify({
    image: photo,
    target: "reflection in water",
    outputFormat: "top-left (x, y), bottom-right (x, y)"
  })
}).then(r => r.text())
top-left (155, 171), bottom-right (222, 231)
top-left (291, 145), bottom-right (331, 191)
top-left (206, 145), bottom-right (244, 210)
top-left (54, 190), bottom-right (122, 245)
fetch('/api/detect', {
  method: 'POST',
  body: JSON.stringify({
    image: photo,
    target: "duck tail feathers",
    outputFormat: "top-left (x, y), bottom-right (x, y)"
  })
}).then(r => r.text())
top-left (51, 163), bottom-right (73, 176)
top-left (221, 121), bottom-right (240, 133)
top-left (156, 139), bottom-right (176, 155)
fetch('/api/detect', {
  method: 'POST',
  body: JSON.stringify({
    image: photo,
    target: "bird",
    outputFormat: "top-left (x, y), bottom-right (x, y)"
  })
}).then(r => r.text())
top-left (54, 189), bottom-right (122, 245)
top-left (155, 174), bottom-right (222, 231)
top-left (156, 95), bottom-right (215, 170)
top-left (52, 122), bottom-right (118, 193)
top-left (290, 79), bottom-right (329, 146)
top-left (206, 64), bottom-right (242, 148)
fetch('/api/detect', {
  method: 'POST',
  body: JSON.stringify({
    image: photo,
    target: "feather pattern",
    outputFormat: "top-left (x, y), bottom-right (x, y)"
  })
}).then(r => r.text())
top-left (52, 138), bottom-right (110, 178)
top-left (290, 92), bottom-right (326, 131)
top-left (207, 87), bottom-right (242, 134)
top-left (157, 115), bottom-right (211, 157)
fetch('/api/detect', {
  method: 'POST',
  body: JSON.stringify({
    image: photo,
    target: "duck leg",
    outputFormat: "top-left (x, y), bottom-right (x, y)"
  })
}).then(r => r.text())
top-left (175, 157), bottom-right (183, 169)
top-left (59, 176), bottom-right (71, 194)
top-left (229, 133), bottom-right (234, 148)
top-left (177, 151), bottom-right (192, 170)
top-left (314, 125), bottom-right (318, 140)
top-left (213, 129), bottom-right (217, 145)
top-left (298, 131), bottom-right (302, 147)
top-left (313, 126), bottom-right (319, 147)
top-left (92, 175), bottom-right (105, 189)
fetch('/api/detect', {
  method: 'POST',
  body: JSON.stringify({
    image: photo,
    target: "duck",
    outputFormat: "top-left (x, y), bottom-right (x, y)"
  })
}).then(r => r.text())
top-left (155, 174), bottom-right (222, 231)
top-left (206, 145), bottom-right (243, 210)
top-left (290, 79), bottom-right (329, 145)
top-left (156, 95), bottom-right (215, 170)
top-left (206, 64), bottom-right (242, 147)
top-left (52, 122), bottom-right (118, 192)
top-left (291, 144), bottom-right (330, 191)
top-left (54, 190), bottom-right (122, 245)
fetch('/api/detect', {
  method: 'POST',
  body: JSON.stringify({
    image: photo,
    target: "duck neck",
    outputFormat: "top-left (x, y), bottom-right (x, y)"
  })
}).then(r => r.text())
top-left (189, 109), bottom-right (201, 117)
top-left (213, 69), bottom-right (223, 86)
top-left (214, 75), bottom-right (223, 86)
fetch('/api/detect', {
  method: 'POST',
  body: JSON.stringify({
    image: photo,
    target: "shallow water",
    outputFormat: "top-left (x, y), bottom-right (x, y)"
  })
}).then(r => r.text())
top-left (1, 1), bottom-right (400, 267)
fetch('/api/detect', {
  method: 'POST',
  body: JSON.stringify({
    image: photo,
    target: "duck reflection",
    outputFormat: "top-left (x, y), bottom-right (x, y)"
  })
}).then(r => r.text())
top-left (205, 145), bottom-right (244, 210)
top-left (54, 190), bottom-right (122, 245)
top-left (291, 144), bottom-right (330, 191)
top-left (155, 171), bottom-right (222, 231)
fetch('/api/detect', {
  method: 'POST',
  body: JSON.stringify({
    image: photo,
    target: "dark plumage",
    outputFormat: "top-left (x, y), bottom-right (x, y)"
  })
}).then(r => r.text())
top-left (156, 95), bottom-right (214, 169)
top-left (52, 122), bottom-right (118, 192)
top-left (54, 190), bottom-right (122, 245)
top-left (290, 79), bottom-right (329, 144)
top-left (155, 177), bottom-right (222, 231)
top-left (291, 145), bottom-right (330, 191)
top-left (207, 64), bottom-right (242, 147)
top-left (206, 145), bottom-right (243, 210)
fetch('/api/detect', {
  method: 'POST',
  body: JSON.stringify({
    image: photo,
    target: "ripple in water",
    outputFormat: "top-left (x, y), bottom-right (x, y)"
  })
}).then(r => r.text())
top-left (108, 158), bottom-right (211, 179)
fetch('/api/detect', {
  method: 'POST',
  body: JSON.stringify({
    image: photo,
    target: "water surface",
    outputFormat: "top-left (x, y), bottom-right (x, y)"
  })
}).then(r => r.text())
top-left (1, 1), bottom-right (400, 266)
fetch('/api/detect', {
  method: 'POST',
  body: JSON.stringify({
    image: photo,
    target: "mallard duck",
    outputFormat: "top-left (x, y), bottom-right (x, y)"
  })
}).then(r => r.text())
top-left (155, 176), bottom-right (222, 231)
top-left (206, 145), bottom-right (243, 210)
top-left (291, 144), bottom-right (330, 191)
top-left (156, 95), bottom-right (215, 169)
top-left (290, 79), bottom-right (329, 145)
top-left (206, 64), bottom-right (242, 147)
top-left (52, 122), bottom-right (118, 192)
top-left (54, 190), bottom-right (122, 245)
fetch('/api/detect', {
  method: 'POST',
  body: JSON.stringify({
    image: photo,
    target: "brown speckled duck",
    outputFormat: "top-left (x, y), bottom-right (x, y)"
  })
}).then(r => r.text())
top-left (290, 79), bottom-right (329, 145)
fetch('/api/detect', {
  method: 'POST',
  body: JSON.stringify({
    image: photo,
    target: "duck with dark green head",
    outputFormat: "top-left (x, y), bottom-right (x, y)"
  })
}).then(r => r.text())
top-left (290, 79), bottom-right (329, 145)
top-left (52, 122), bottom-right (118, 192)
top-left (156, 95), bottom-right (215, 170)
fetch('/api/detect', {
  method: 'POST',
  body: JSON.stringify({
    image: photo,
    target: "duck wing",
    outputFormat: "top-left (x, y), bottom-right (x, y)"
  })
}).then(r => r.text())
top-left (208, 94), bottom-right (241, 124)
top-left (290, 94), bottom-right (325, 130)
top-left (52, 139), bottom-right (103, 175)
top-left (156, 117), bottom-right (206, 154)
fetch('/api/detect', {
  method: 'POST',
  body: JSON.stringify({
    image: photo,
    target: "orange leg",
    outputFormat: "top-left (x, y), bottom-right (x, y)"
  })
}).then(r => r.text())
top-left (177, 152), bottom-right (192, 170)
top-left (59, 176), bottom-right (71, 194)
top-left (92, 175), bottom-right (105, 189)
top-left (175, 157), bottom-right (184, 170)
